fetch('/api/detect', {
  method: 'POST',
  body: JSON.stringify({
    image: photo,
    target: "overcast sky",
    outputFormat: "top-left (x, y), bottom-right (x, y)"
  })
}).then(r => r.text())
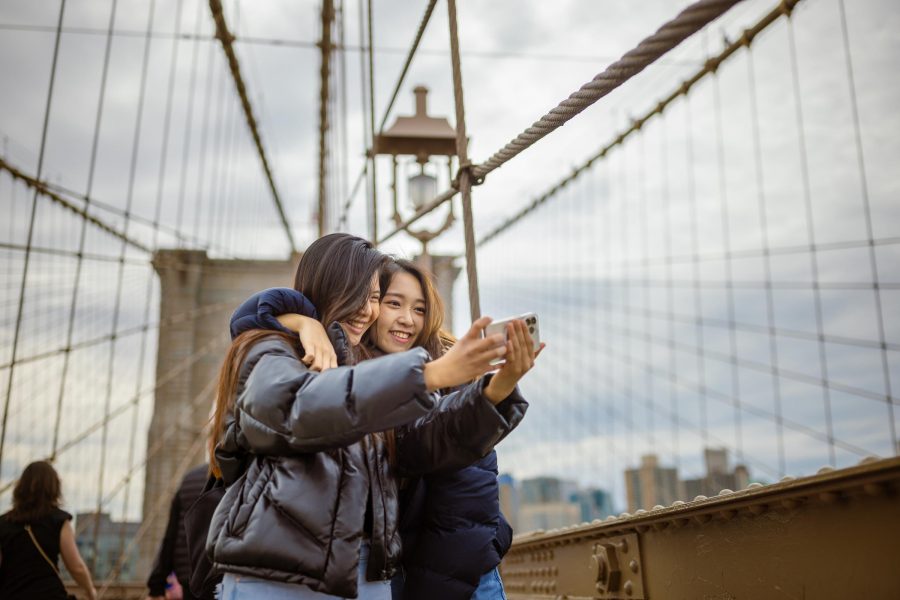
top-left (1, 0), bottom-right (898, 517)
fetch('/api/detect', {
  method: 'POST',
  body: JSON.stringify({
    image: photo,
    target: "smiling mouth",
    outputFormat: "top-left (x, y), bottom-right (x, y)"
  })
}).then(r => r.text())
top-left (345, 320), bottom-right (368, 334)
top-left (389, 330), bottom-right (413, 344)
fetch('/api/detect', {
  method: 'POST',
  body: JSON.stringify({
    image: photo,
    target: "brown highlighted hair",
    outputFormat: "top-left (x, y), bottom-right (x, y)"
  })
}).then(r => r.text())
top-left (9, 461), bottom-right (62, 523)
top-left (371, 259), bottom-right (454, 360)
top-left (372, 259), bottom-right (457, 466)
top-left (208, 330), bottom-right (299, 478)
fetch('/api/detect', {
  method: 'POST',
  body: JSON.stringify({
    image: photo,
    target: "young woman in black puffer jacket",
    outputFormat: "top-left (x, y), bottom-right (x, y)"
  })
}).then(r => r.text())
top-left (231, 258), bottom-right (542, 599)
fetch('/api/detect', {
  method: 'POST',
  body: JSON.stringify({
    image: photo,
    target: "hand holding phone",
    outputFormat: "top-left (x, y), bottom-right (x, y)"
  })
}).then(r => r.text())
top-left (483, 313), bottom-right (544, 404)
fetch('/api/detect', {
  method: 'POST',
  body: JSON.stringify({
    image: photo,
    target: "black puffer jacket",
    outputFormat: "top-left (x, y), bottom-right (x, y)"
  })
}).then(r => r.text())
top-left (208, 325), bottom-right (526, 598)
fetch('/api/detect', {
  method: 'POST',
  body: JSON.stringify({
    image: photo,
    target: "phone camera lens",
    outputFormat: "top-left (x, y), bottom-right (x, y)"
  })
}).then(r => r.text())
top-left (529, 326), bottom-right (535, 334)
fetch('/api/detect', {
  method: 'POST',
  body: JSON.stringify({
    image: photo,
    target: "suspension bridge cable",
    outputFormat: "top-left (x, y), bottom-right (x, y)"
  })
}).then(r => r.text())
top-left (0, 301), bottom-right (232, 372)
top-left (786, 9), bottom-right (835, 471)
top-left (552, 313), bottom-right (875, 465)
top-left (174, 0), bottom-right (205, 240)
top-left (745, 45), bottom-right (788, 477)
top-left (837, 0), bottom-right (896, 451)
top-left (91, 0), bottom-right (157, 566)
top-left (366, 0), bottom-right (378, 242)
top-left (474, 0), bottom-right (804, 250)
top-left (192, 38), bottom-right (218, 244)
top-left (0, 332), bottom-right (227, 497)
top-left (659, 116), bottom-right (682, 471)
top-left (76, 369), bottom-right (221, 539)
top-left (474, 0), bottom-right (741, 180)
top-left (447, 0), bottom-right (481, 321)
top-left (0, 242), bottom-right (146, 265)
top-left (97, 433), bottom-right (208, 599)
top-left (0, 22), bottom-right (716, 68)
top-left (36, 178), bottom-right (218, 251)
top-left (208, 0), bottom-right (297, 253)
top-left (0, 158), bottom-right (151, 253)
top-left (0, 0), bottom-right (67, 480)
top-left (711, 63), bottom-right (745, 466)
top-left (318, 0), bottom-right (335, 236)
top-left (337, 0), bottom-right (438, 231)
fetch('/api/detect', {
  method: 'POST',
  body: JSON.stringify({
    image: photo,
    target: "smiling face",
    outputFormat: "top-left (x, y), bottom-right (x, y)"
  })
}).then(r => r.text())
top-left (339, 273), bottom-right (381, 347)
top-left (373, 271), bottom-right (426, 354)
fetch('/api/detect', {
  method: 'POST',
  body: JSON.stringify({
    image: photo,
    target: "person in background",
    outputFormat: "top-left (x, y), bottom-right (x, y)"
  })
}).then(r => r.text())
top-left (0, 460), bottom-right (97, 600)
top-left (146, 463), bottom-right (212, 600)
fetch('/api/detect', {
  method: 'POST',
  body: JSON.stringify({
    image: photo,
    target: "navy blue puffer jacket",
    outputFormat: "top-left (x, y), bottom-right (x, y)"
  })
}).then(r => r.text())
top-left (231, 288), bottom-right (523, 598)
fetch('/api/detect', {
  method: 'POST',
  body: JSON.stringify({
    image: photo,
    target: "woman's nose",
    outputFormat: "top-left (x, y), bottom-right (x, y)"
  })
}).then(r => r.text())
top-left (398, 309), bottom-right (413, 325)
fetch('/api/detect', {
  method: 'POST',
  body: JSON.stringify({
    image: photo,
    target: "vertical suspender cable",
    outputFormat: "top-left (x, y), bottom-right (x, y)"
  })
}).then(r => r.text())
top-left (318, 0), bottom-right (335, 236)
top-left (52, 0), bottom-right (118, 465)
top-left (366, 0), bottom-right (378, 242)
top-left (837, 0), bottom-right (896, 449)
top-left (786, 12), bottom-right (835, 469)
top-left (0, 0), bottom-right (67, 480)
top-left (446, 0), bottom-right (481, 321)
top-left (109, 0), bottom-right (156, 574)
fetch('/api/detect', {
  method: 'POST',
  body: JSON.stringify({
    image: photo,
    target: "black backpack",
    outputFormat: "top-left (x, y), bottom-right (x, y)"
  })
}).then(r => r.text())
top-left (183, 475), bottom-right (225, 599)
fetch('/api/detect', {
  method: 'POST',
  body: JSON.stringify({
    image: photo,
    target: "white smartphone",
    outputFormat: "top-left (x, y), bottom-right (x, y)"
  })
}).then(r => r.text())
top-left (484, 312), bottom-right (541, 363)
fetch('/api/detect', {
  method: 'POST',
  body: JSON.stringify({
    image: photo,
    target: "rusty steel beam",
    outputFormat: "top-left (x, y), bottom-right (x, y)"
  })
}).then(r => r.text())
top-left (502, 456), bottom-right (900, 599)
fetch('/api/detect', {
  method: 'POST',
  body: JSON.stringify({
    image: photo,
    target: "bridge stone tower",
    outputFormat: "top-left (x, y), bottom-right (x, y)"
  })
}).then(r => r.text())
top-left (138, 250), bottom-right (298, 576)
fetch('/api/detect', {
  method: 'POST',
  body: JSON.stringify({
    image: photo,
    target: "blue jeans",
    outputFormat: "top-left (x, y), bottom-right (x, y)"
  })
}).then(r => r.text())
top-left (471, 568), bottom-right (507, 600)
top-left (390, 567), bottom-right (507, 600)
top-left (219, 544), bottom-right (391, 600)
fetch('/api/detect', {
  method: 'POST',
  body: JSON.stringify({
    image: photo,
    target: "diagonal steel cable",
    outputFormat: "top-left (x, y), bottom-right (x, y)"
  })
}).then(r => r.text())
top-left (378, 0), bottom-right (745, 244)
top-left (475, 0), bottom-right (802, 249)
top-left (0, 333), bottom-right (227, 497)
top-left (0, 157), bottom-right (151, 253)
top-left (207, 0), bottom-right (297, 253)
top-left (0, 0), bottom-right (68, 481)
top-left (473, 0), bottom-right (742, 179)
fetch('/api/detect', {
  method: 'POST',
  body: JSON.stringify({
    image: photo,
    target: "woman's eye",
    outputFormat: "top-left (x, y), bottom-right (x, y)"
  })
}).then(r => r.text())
top-left (385, 301), bottom-right (401, 308)
top-left (414, 307), bottom-right (426, 315)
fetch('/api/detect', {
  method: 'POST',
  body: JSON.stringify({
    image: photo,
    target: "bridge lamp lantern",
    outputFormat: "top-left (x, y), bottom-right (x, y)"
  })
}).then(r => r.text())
top-left (374, 86), bottom-right (457, 252)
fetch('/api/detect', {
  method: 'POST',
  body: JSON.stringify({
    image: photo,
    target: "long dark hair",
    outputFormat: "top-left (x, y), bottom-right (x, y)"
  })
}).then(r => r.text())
top-left (8, 461), bottom-right (62, 523)
top-left (293, 233), bottom-right (388, 327)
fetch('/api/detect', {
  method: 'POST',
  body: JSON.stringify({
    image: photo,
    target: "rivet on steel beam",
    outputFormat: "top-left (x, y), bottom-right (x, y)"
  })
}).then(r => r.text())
top-left (748, 503), bottom-right (767, 516)
top-left (693, 495), bottom-right (708, 502)
top-left (817, 466), bottom-right (835, 475)
top-left (634, 509), bottom-right (647, 516)
top-left (859, 456), bottom-right (879, 465)
top-left (629, 559), bottom-right (639, 574)
top-left (652, 504), bottom-right (665, 511)
top-left (624, 580), bottom-right (634, 596)
top-left (672, 500), bottom-right (686, 507)
top-left (747, 482), bottom-right (764, 490)
top-left (781, 498), bottom-right (803, 509)
top-left (863, 483), bottom-right (886, 496)
top-left (820, 491), bottom-right (840, 503)
top-left (780, 476), bottom-right (796, 483)
top-left (718, 489), bottom-right (734, 496)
